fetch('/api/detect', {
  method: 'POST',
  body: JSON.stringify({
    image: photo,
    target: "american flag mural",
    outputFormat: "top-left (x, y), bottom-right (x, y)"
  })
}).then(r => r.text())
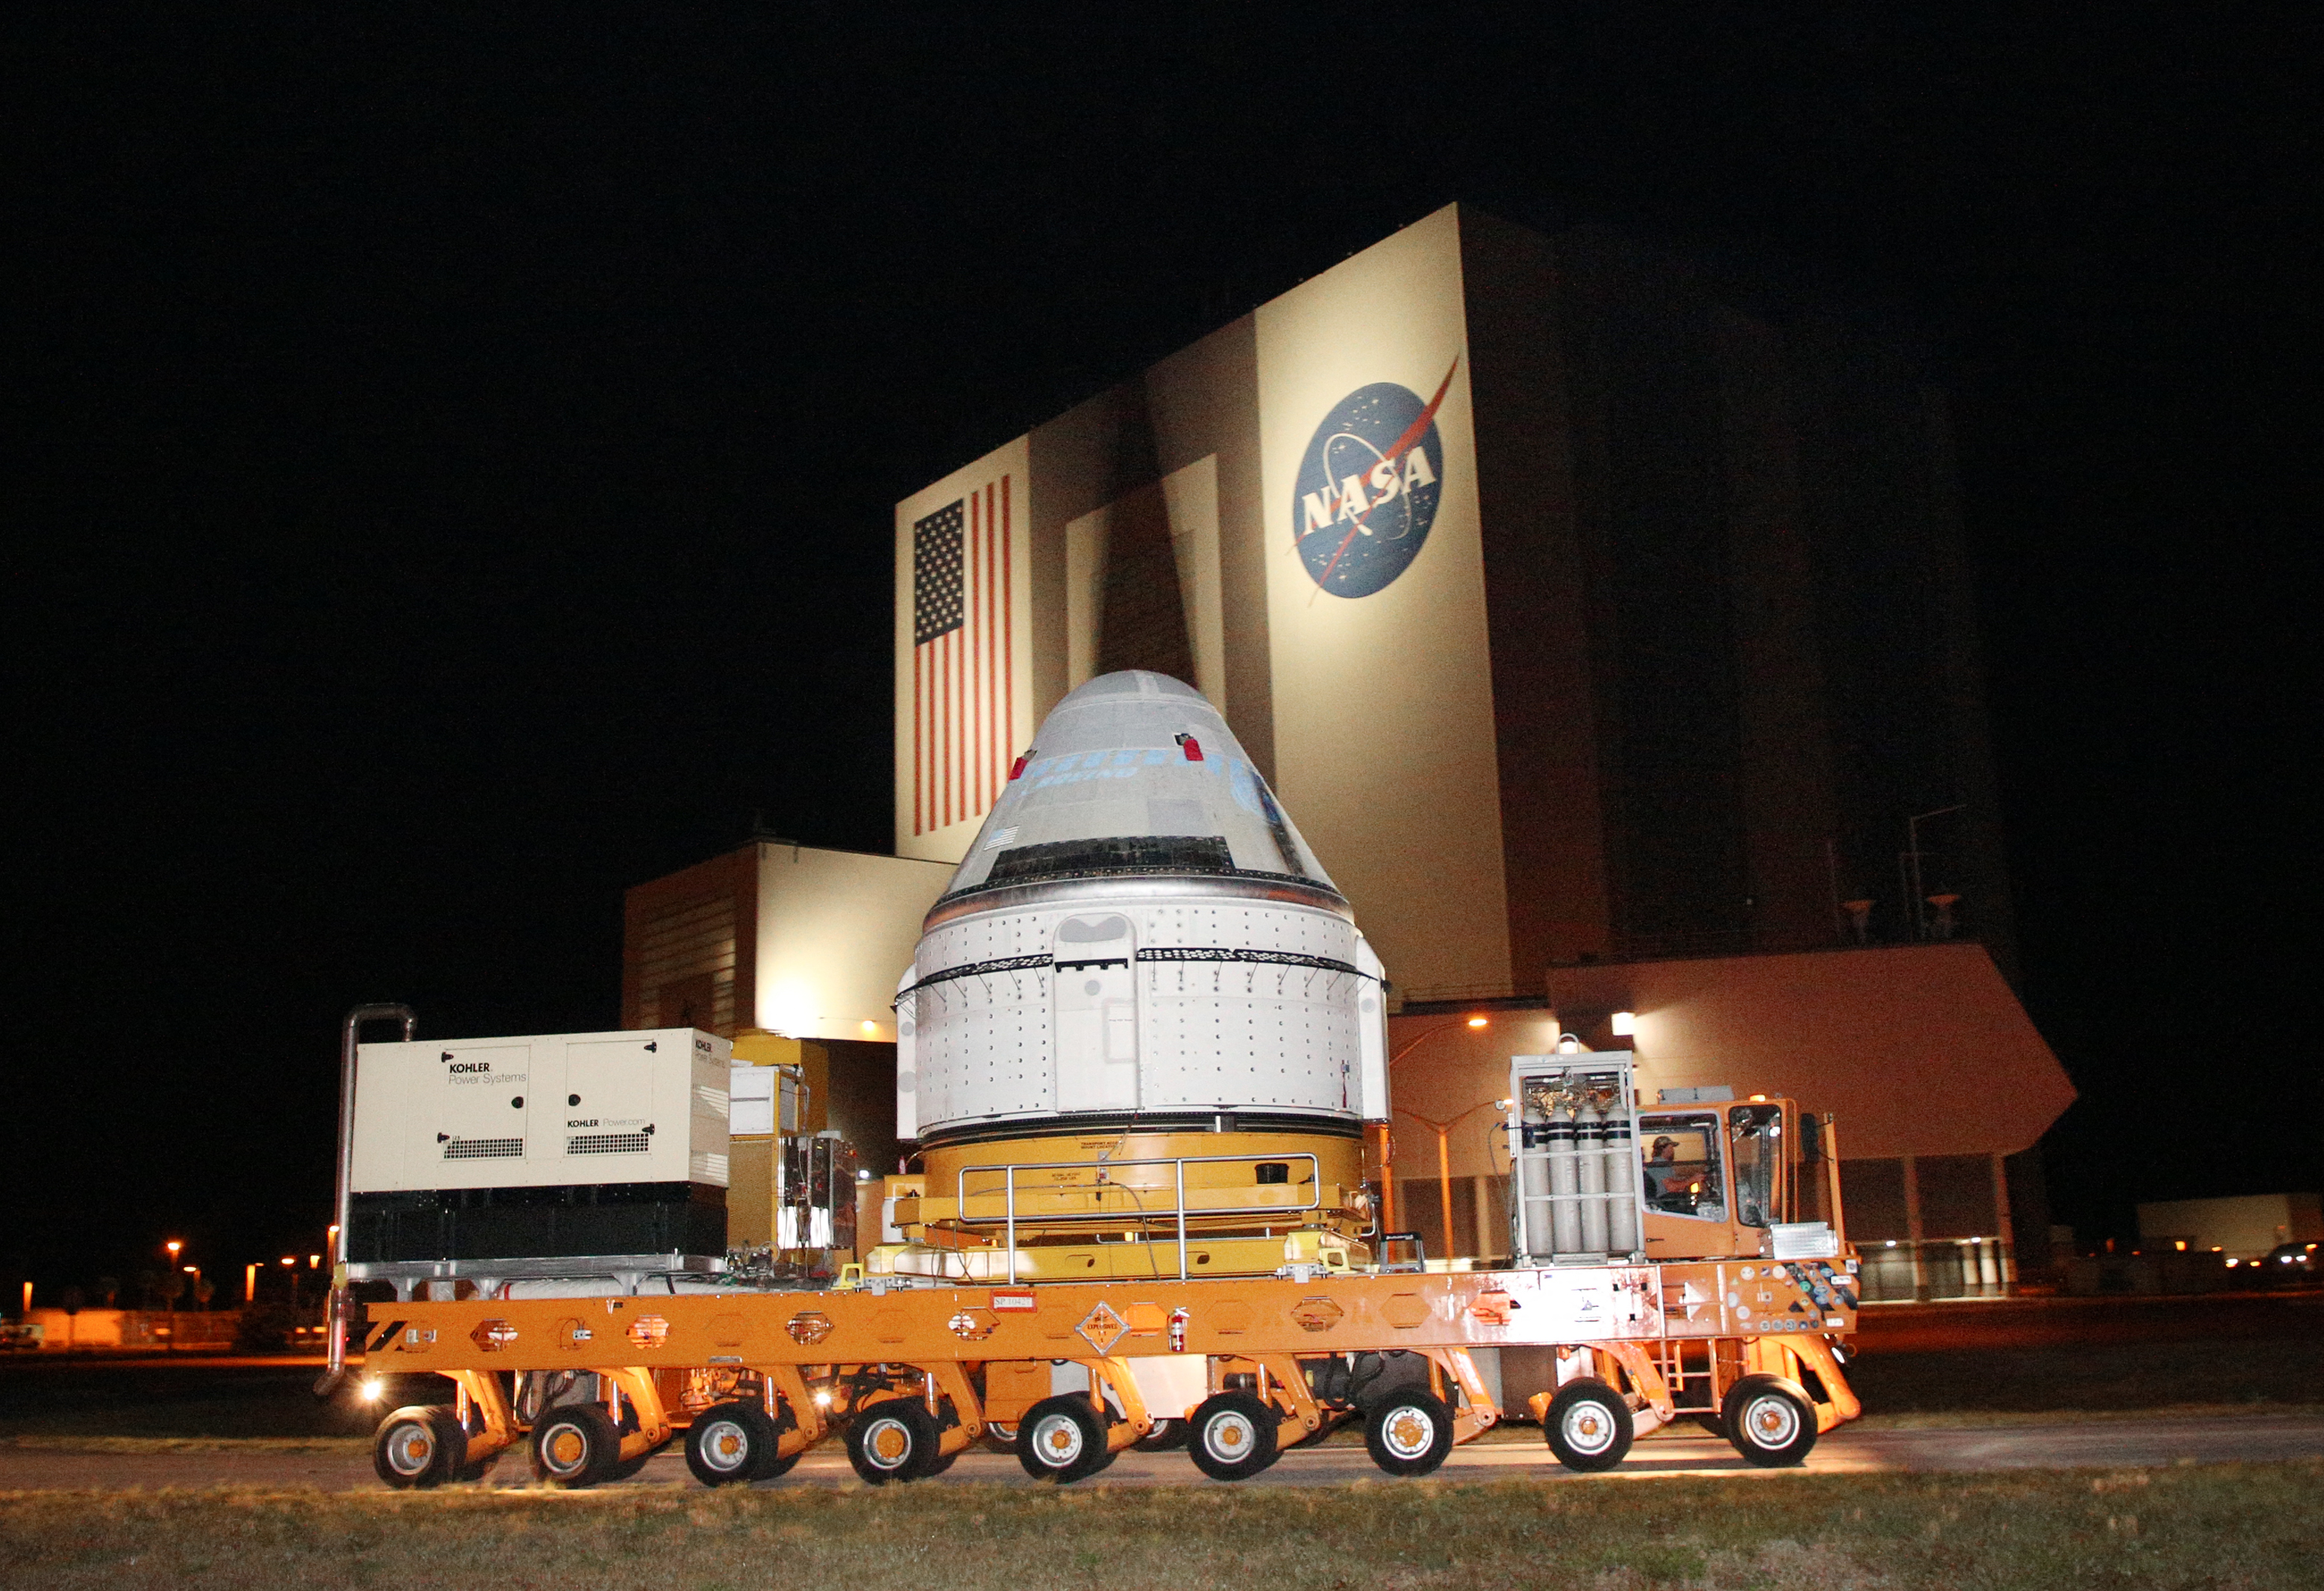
top-left (911, 475), bottom-right (1014, 835)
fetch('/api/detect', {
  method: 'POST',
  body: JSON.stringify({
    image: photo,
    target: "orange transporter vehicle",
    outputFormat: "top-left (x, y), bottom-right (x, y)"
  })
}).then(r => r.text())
top-left (324, 1011), bottom-right (1863, 1490)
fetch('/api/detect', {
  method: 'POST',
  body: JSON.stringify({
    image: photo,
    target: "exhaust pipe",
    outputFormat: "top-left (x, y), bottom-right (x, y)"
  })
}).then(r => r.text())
top-left (314, 1002), bottom-right (416, 1398)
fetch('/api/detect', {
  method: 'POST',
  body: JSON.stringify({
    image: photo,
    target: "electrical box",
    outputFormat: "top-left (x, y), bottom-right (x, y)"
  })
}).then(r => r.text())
top-left (346, 1028), bottom-right (732, 1265)
top-left (727, 1063), bottom-right (803, 1137)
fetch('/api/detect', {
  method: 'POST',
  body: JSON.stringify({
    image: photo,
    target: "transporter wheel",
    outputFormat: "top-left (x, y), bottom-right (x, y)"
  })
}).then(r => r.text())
top-left (1544, 1379), bottom-right (1635, 1472)
top-left (1364, 1390), bottom-right (1456, 1477)
top-left (1133, 1418), bottom-right (1191, 1452)
top-left (532, 1404), bottom-right (619, 1487)
top-left (686, 1402), bottom-right (780, 1487)
top-left (1721, 1375), bottom-right (1818, 1468)
top-left (372, 1405), bottom-right (466, 1489)
top-left (982, 1420), bottom-right (1019, 1454)
top-left (1187, 1392), bottom-right (1278, 1482)
top-left (1017, 1394), bottom-right (1109, 1484)
top-left (847, 1398), bottom-right (939, 1484)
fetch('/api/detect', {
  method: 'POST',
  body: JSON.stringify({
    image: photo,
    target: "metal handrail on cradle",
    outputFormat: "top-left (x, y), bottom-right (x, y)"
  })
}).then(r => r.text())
top-left (958, 1152), bottom-right (1324, 1284)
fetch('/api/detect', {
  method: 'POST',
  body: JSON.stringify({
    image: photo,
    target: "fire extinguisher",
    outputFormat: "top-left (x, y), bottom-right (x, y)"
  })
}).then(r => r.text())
top-left (1168, 1307), bottom-right (1189, 1354)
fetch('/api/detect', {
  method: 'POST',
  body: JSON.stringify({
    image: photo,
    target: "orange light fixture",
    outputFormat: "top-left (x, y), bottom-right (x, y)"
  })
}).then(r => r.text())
top-left (1465, 1016), bottom-right (1488, 1029)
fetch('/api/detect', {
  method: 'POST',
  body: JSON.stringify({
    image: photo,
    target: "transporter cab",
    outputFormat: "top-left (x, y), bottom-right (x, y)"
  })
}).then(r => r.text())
top-left (323, 674), bottom-right (1862, 1487)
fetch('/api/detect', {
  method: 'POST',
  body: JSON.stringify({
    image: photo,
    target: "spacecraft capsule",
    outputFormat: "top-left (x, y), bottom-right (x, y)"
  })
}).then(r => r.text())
top-left (893, 671), bottom-right (1390, 1261)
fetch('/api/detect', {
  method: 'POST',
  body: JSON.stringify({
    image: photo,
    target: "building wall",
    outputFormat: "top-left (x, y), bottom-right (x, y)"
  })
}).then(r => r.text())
top-left (1544, 943), bottom-right (2073, 1159)
top-left (621, 847), bottom-right (755, 1036)
top-left (753, 844), bottom-right (950, 1041)
top-left (623, 842), bottom-right (948, 1044)
top-left (894, 204), bottom-right (2019, 1011)
top-left (2137, 1193), bottom-right (2324, 1257)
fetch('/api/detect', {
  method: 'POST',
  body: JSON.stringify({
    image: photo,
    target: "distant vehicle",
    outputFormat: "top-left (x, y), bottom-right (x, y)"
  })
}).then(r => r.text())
top-left (0, 1320), bottom-right (44, 1352)
top-left (2254, 1242), bottom-right (2320, 1287)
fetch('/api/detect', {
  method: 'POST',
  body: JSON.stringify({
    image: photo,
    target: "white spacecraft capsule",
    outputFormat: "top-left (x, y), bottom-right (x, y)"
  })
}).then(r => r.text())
top-left (893, 671), bottom-right (1388, 1268)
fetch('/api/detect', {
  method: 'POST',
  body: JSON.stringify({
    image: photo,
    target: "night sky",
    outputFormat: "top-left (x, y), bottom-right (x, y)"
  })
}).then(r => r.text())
top-left (7, 10), bottom-right (2317, 1295)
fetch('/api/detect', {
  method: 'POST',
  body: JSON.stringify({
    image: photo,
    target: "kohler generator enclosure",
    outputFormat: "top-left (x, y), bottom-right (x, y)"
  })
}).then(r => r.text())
top-left (346, 1027), bottom-right (731, 1265)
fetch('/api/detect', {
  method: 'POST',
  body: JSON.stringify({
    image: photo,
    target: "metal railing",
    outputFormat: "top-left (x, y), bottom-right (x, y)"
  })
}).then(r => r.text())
top-left (955, 1152), bottom-right (1324, 1284)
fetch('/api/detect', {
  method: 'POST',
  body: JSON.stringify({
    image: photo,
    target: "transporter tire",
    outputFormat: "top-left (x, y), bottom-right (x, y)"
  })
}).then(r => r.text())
top-left (1544, 1378), bottom-right (1635, 1472)
top-left (1187, 1392), bottom-right (1279, 1482)
top-left (1363, 1389), bottom-right (1456, 1477)
top-left (1721, 1375), bottom-right (1818, 1468)
top-left (686, 1402), bottom-right (780, 1487)
top-left (1133, 1418), bottom-right (1191, 1452)
top-left (372, 1405), bottom-right (465, 1489)
top-left (847, 1398), bottom-right (940, 1484)
top-left (1017, 1395), bottom-right (1109, 1484)
top-left (531, 1404), bottom-right (619, 1488)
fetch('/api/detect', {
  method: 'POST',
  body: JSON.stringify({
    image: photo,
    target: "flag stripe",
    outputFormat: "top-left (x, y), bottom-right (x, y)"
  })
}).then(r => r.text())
top-left (982, 482), bottom-right (996, 805)
top-left (909, 477), bottom-right (1014, 837)
top-left (1002, 472), bottom-right (1013, 776)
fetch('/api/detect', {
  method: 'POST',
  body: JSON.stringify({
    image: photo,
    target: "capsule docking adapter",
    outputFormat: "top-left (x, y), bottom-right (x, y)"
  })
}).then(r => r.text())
top-left (888, 671), bottom-right (1391, 1282)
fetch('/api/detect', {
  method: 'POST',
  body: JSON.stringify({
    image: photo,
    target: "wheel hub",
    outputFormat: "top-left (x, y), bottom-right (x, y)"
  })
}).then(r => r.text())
top-left (1746, 1396), bottom-right (1800, 1445)
top-left (385, 1424), bottom-right (436, 1475)
top-left (1035, 1415), bottom-right (1084, 1465)
top-left (544, 1428), bottom-right (586, 1474)
top-left (868, 1418), bottom-right (911, 1467)
top-left (704, 1422), bottom-right (748, 1471)
top-left (1382, 1408), bottom-right (1432, 1460)
top-left (1206, 1412), bottom-right (1255, 1460)
top-left (1562, 1405), bottom-right (1614, 1455)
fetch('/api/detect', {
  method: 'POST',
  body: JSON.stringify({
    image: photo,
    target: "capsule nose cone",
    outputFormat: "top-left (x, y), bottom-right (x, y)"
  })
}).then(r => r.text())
top-left (1057, 669), bottom-right (1207, 705)
top-left (940, 672), bottom-right (1335, 902)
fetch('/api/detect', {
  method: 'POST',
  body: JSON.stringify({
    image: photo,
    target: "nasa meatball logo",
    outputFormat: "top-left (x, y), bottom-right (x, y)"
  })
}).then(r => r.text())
top-left (1290, 357), bottom-right (1458, 597)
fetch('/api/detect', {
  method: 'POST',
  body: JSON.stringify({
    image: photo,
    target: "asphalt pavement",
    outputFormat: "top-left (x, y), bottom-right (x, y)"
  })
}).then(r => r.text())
top-left (4, 1410), bottom-right (2320, 1493)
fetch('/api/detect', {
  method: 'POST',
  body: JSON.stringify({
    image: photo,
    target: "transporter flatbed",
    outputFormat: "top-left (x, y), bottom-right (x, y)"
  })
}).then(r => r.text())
top-left (349, 1252), bottom-right (1861, 1488)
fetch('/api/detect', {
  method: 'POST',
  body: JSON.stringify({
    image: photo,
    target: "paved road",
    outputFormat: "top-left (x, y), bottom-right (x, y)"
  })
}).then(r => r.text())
top-left (5, 1412), bottom-right (2320, 1493)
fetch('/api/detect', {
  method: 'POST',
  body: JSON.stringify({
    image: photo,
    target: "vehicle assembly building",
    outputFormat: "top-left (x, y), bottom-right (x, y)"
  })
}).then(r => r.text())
top-left (627, 203), bottom-right (2073, 1298)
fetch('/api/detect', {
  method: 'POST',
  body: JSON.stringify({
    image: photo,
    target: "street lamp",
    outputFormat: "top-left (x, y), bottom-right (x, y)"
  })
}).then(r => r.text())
top-left (1903, 805), bottom-right (1966, 941)
top-left (1393, 1097), bottom-right (1510, 1265)
top-left (163, 1243), bottom-right (184, 1353)
top-left (1377, 1016), bottom-right (1490, 1234)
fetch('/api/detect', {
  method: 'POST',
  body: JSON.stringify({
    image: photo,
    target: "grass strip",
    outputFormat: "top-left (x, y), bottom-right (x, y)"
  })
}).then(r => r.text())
top-left (5, 1462), bottom-right (2322, 1590)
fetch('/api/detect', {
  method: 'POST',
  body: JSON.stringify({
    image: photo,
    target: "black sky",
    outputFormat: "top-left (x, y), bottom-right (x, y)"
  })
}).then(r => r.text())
top-left (5, 7), bottom-right (2318, 1292)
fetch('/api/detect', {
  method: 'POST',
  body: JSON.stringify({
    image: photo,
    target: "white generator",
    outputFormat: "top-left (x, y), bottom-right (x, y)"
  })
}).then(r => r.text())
top-left (346, 1028), bottom-right (732, 1266)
